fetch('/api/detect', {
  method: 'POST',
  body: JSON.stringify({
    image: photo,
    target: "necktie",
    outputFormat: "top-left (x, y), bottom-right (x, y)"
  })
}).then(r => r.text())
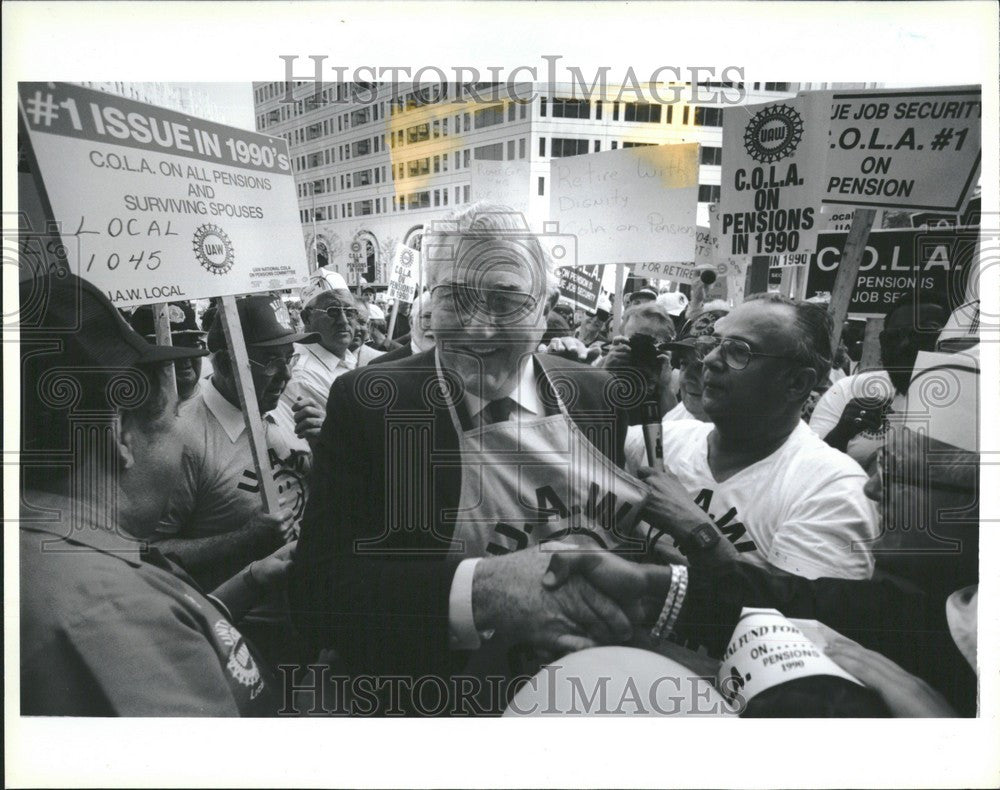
top-left (483, 397), bottom-right (515, 426)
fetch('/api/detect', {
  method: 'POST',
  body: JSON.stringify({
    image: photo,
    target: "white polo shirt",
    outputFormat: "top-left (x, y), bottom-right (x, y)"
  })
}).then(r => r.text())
top-left (281, 342), bottom-right (357, 409)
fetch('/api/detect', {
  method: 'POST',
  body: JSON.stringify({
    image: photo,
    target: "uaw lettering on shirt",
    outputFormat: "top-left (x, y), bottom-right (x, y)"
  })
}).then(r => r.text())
top-left (485, 482), bottom-right (637, 555)
top-left (237, 448), bottom-right (310, 520)
top-left (693, 488), bottom-right (759, 553)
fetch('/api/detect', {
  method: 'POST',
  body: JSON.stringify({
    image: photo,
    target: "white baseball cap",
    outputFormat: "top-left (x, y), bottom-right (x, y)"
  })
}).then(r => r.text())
top-left (656, 291), bottom-right (689, 316)
top-left (367, 303), bottom-right (385, 321)
top-left (301, 268), bottom-right (350, 307)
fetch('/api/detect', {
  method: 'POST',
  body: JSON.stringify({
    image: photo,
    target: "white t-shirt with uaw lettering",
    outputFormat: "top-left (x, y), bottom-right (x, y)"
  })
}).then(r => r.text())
top-left (626, 420), bottom-right (877, 580)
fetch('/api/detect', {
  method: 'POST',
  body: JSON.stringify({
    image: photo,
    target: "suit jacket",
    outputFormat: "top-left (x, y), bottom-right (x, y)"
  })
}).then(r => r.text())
top-left (291, 350), bottom-right (633, 681)
top-left (366, 342), bottom-right (412, 365)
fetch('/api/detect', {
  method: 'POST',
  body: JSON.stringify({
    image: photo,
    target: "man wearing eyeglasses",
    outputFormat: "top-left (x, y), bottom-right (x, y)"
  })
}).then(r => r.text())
top-left (627, 293), bottom-right (878, 581)
top-left (155, 294), bottom-right (320, 590)
top-left (293, 203), bottom-right (647, 712)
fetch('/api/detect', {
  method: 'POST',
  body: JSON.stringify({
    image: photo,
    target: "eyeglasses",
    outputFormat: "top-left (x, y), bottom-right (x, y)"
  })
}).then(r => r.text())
top-left (690, 335), bottom-right (802, 371)
top-left (317, 304), bottom-right (359, 321)
top-left (431, 284), bottom-right (539, 320)
top-left (247, 353), bottom-right (299, 376)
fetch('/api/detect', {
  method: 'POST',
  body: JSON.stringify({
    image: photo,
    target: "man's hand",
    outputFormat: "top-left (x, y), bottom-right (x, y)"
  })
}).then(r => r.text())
top-left (292, 395), bottom-right (326, 441)
top-left (251, 499), bottom-right (297, 543)
top-left (836, 397), bottom-right (890, 438)
top-left (818, 623), bottom-right (957, 717)
top-left (636, 465), bottom-right (711, 537)
top-left (471, 544), bottom-right (635, 655)
top-left (248, 540), bottom-right (298, 588)
top-left (544, 336), bottom-right (601, 364)
top-left (541, 550), bottom-right (673, 627)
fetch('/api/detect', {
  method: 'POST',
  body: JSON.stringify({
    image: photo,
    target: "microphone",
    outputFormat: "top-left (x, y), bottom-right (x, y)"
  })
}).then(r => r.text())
top-left (639, 399), bottom-right (663, 469)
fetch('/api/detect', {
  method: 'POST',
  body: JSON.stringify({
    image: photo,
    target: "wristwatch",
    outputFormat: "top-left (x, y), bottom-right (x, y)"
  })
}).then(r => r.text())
top-left (676, 522), bottom-right (721, 556)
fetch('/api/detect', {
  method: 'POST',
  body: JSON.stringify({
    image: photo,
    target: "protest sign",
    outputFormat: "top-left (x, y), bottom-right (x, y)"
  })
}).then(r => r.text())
top-left (18, 81), bottom-right (308, 307)
top-left (558, 264), bottom-right (603, 310)
top-left (823, 86), bottom-right (981, 211)
top-left (805, 226), bottom-right (976, 315)
top-left (386, 243), bottom-right (419, 303)
top-left (470, 160), bottom-right (533, 220)
top-left (720, 92), bottom-right (831, 257)
top-left (548, 144), bottom-right (698, 265)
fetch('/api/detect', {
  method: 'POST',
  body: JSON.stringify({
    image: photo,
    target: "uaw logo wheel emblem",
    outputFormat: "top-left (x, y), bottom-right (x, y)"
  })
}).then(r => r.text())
top-left (743, 104), bottom-right (804, 164)
top-left (193, 223), bottom-right (235, 275)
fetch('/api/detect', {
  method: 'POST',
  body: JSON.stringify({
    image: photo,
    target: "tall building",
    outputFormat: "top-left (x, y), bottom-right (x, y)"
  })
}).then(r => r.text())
top-left (252, 80), bottom-right (879, 286)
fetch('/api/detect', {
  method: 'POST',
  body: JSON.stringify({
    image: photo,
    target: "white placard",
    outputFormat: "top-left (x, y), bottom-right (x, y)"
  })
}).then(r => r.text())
top-left (823, 85), bottom-right (982, 211)
top-left (720, 92), bottom-right (831, 258)
top-left (18, 81), bottom-right (308, 306)
top-left (548, 144), bottom-right (699, 265)
top-left (386, 243), bottom-right (419, 303)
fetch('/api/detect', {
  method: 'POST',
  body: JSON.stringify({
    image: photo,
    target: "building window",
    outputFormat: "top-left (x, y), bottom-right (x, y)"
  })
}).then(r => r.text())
top-left (698, 184), bottom-right (721, 202)
top-left (433, 120), bottom-right (441, 138)
top-left (351, 107), bottom-right (370, 126)
top-left (407, 123), bottom-right (430, 144)
top-left (683, 106), bottom-right (690, 124)
top-left (540, 97), bottom-right (547, 117)
top-left (474, 103), bottom-right (505, 129)
top-left (612, 102), bottom-right (620, 121)
top-left (463, 113), bottom-right (471, 132)
top-left (434, 189), bottom-right (440, 207)
top-left (474, 143), bottom-right (504, 161)
top-left (507, 102), bottom-right (516, 122)
top-left (463, 185), bottom-right (470, 203)
top-left (454, 151), bottom-right (460, 169)
top-left (539, 137), bottom-right (546, 157)
top-left (454, 116), bottom-right (461, 134)
top-left (623, 102), bottom-right (661, 123)
top-left (354, 199), bottom-right (373, 216)
top-left (694, 107), bottom-right (723, 127)
top-left (538, 176), bottom-right (545, 196)
top-left (611, 140), bottom-right (618, 150)
top-left (552, 98), bottom-right (590, 119)
top-left (507, 140), bottom-right (515, 160)
top-left (519, 138), bottom-right (526, 159)
top-left (433, 155), bottom-right (440, 173)
top-left (463, 149), bottom-right (470, 168)
top-left (763, 82), bottom-right (791, 92)
top-left (622, 141), bottom-right (654, 149)
top-left (307, 152), bottom-right (323, 168)
top-left (520, 103), bottom-right (527, 120)
top-left (353, 169), bottom-right (373, 186)
top-left (408, 157), bottom-right (430, 177)
top-left (666, 106), bottom-right (674, 124)
top-left (443, 188), bottom-right (449, 206)
top-left (700, 146), bottom-right (722, 166)
top-left (551, 138), bottom-right (589, 158)
top-left (351, 139), bottom-right (370, 157)
top-left (408, 191), bottom-right (431, 209)
top-left (595, 100), bottom-right (603, 120)
top-left (594, 140), bottom-right (601, 153)
top-left (442, 153), bottom-right (449, 172)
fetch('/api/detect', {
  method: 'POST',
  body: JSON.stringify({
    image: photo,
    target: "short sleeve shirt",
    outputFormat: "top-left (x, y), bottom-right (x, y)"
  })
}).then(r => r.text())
top-left (626, 419), bottom-right (878, 579)
top-left (158, 382), bottom-right (312, 539)
top-left (20, 520), bottom-right (276, 716)
top-left (281, 342), bottom-right (357, 408)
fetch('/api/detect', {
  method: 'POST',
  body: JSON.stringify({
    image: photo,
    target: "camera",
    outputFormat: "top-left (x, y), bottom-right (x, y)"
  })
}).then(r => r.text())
top-left (625, 332), bottom-right (665, 368)
top-left (694, 263), bottom-right (717, 285)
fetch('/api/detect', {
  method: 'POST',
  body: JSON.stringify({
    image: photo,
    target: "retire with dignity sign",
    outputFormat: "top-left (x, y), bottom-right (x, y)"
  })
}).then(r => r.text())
top-left (18, 82), bottom-right (309, 306)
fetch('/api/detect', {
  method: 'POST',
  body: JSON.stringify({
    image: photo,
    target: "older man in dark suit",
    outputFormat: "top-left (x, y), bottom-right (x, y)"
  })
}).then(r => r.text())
top-left (291, 204), bottom-right (650, 712)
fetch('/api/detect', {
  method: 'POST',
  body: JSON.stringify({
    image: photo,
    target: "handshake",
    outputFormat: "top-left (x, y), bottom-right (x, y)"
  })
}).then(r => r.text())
top-left (470, 543), bottom-right (677, 656)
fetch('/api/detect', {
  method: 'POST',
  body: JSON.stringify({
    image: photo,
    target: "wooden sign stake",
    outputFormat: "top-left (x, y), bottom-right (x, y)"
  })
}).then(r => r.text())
top-left (828, 207), bottom-right (877, 353)
top-left (218, 295), bottom-right (281, 514)
top-left (151, 302), bottom-right (177, 396)
top-left (858, 316), bottom-right (885, 372)
top-left (612, 263), bottom-right (625, 335)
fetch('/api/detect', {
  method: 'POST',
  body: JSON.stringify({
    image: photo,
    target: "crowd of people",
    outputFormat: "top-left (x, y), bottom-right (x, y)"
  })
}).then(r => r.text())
top-left (20, 202), bottom-right (979, 717)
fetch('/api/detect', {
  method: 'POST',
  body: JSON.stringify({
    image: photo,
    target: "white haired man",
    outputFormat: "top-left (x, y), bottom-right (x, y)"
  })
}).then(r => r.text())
top-left (291, 203), bottom-right (649, 713)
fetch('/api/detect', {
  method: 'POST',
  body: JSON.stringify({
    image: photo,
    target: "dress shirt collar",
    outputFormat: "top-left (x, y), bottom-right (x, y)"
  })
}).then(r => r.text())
top-left (437, 351), bottom-right (541, 422)
top-left (203, 379), bottom-right (276, 443)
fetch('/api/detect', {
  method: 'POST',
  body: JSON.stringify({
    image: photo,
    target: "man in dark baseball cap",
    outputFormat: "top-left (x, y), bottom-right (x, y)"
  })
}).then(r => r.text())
top-left (662, 304), bottom-right (731, 422)
top-left (20, 273), bottom-right (289, 716)
top-left (155, 294), bottom-right (319, 625)
top-left (127, 301), bottom-right (207, 401)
